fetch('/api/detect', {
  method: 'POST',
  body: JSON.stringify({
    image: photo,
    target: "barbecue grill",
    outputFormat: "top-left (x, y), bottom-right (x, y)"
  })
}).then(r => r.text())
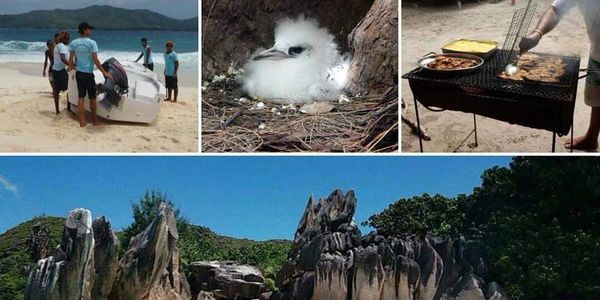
top-left (402, 50), bottom-right (581, 152)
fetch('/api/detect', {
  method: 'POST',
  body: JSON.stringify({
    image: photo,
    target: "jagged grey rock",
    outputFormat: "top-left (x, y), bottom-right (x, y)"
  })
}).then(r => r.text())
top-left (111, 203), bottom-right (190, 300)
top-left (188, 261), bottom-right (265, 300)
top-left (25, 204), bottom-right (191, 300)
top-left (91, 216), bottom-right (119, 299)
top-left (24, 208), bottom-right (95, 300)
top-left (271, 189), bottom-right (508, 300)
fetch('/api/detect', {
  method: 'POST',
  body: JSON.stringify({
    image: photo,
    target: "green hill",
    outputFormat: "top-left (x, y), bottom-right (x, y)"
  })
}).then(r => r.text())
top-left (0, 5), bottom-right (198, 31)
top-left (0, 216), bottom-right (64, 300)
top-left (0, 216), bottom-right (290, 299)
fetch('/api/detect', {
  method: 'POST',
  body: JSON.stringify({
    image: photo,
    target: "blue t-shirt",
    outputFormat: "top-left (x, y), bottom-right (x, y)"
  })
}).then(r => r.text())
top-left (69, 37), bottom-right (99, 73)
top-left (52, 43), bottom-right (69, 71)
top-left (143, 45), bottom-right (154, 65)
top-left (164, 51), bottom-right (178, 76)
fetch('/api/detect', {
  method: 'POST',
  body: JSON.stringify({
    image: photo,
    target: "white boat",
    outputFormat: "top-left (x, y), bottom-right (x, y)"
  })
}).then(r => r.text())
top-left (67, 60), bottom-right (166, 124)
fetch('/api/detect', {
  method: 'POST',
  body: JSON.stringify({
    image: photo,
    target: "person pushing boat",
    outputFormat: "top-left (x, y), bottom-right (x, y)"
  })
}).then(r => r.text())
top-left (51, 32), bottom-right (70, 114)
top-left (134, 37), bottom-right (154, 71)
top-left (68, 22), bottom-right (113, 127)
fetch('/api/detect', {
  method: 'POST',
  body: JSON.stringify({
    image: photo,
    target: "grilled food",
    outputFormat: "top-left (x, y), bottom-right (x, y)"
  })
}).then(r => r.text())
top-left (499, 54), bottom-right (566, 83)
top-left (427, 56), bottom-right (479, 70)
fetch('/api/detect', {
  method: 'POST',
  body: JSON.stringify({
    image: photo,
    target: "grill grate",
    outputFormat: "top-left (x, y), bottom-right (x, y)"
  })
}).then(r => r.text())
top-left (500, 1), bottom-right (538, 68)
top-left (403, 50), bottom-right (580, 103)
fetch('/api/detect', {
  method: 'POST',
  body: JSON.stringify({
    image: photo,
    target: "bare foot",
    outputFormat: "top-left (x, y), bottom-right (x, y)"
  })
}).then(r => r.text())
top-left (165, 98), bottom-right (172, 102)
top-left (564, 135), bottom-right (599, 150)
top-left (80, 121), bottom-right (87, 128)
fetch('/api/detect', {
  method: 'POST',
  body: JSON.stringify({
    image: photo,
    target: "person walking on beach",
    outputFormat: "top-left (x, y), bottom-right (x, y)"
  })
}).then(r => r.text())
top-left (134, 37), bottom-right (154, 71)
top-left (520, 0), bottom-right (600, 150)
top-left (164, 40), bottom-right (179, 102)
top-left (43, 39), bottom-right (55, 91)
top-left (51, 32), bottom-right (70, 114)
top-left (68, 22), bottom-right (113, 127)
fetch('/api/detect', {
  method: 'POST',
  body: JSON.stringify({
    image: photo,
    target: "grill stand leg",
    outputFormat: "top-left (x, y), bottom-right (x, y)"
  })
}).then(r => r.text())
top-left (552, 132), bottom-right (556, 152)
top-left (570, 121), bottom-right (574, 153)
top-left (413, 97), bottom-right (424, 152)
top-left (473, 114), bottom-right (478, 147)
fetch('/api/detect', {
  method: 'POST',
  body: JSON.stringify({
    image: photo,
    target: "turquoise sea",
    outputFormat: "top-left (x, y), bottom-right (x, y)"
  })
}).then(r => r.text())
top-left (0, 29), bottom-right (198, 65)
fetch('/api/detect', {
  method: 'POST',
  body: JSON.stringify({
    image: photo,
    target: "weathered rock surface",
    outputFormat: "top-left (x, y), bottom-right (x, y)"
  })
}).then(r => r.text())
top-left (346, 0), bottom-right (399, 94)
top-left (110, 203), bottom-right (190, 300)
top-left (26, 222), bottom-right (51, 261)
top-left (24, 204), bottom-right (191, 300)
top-left (188, 261), bottom-right (265, 300)
top-left (271, 189), bottom-right (508, 300)
top-left (25, 208), bottom-right (95, 300)
top-left (91, 216), bottom-right (119, 299)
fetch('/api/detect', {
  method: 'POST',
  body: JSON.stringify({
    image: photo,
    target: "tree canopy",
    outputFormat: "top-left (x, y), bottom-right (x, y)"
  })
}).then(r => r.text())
top-left (365, 157), bottom-right (600, 299)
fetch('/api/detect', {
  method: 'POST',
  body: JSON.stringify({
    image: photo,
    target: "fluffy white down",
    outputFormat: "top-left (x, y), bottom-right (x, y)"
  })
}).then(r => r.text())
top-left (242, 16), bottom-right (349, 104)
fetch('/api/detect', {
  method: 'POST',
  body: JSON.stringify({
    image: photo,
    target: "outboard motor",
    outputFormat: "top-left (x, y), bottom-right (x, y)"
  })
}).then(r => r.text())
top-left (97, 58), bottom-right (128, 108)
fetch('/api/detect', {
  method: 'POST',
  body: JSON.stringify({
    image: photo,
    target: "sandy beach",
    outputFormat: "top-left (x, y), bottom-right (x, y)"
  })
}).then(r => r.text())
top-left (0, 63), bottom-right (198, 152)
top-left (402, 0), bottom-right (591, 152)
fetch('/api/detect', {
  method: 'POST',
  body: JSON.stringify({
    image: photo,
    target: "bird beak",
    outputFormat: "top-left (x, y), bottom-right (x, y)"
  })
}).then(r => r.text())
top-left (253, 47), bottom-right (290, 61)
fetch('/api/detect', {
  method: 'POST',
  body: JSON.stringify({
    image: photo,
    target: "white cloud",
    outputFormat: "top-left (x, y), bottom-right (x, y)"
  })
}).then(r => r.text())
top-left (0, 175), bottom-right (18, 195)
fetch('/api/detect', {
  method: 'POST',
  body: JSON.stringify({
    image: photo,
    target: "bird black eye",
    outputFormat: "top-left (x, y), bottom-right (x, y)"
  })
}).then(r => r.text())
top-left (288, 46), bottom-right (304, 56)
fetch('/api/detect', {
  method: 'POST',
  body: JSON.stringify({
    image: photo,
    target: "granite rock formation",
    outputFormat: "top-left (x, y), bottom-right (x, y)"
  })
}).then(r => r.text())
top-left (110, 203), bottom-right (190, 300)
top-left (188, 261), bottom-right (266, 300)
top-left (271, 189), bottom-right (508, 300)
top-left (24, 204), bottom-right (190, 300)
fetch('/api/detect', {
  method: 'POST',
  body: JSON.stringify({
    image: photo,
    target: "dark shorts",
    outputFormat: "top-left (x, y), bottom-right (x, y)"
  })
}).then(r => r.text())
top-left (587, 58), bottom-right (600, 87)
top-left (52, 69), bottom-right (68, 92)
top-left (76, 71), bottom-right (96, 99)
top-left (165, 75), bottom-right (178, 89)
top-left (145, 63), bottom-right (154, 71)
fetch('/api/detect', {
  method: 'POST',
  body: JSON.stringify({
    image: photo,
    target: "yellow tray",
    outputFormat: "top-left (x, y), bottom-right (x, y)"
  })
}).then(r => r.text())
top-left (442, 39), bottom-right (498, 59)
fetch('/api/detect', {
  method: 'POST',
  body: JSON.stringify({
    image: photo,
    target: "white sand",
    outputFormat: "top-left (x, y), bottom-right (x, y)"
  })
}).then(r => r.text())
top-left (0, 63), bottom-right (198, 152)
top-left (402, 0), bottom-right (592, 152)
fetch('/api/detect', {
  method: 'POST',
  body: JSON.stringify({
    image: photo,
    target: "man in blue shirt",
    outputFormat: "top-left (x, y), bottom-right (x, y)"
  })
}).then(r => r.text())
top-left (134, 37), bottom-right (154, 71)
top-left (164, 40), bottom-right (179, 102)
top-left (68, 22), bottom-right (112, 127)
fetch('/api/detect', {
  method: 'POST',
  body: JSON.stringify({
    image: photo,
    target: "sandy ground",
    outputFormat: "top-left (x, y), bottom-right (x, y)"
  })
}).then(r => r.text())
top-left (0, 63), bottom-right (198, 152)
top-left (402, 0), bottom-right (592, 152)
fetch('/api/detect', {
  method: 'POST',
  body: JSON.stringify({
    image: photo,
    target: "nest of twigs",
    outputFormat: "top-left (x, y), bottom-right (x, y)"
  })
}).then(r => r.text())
top-left (202, 76), bottom-right (398, 153)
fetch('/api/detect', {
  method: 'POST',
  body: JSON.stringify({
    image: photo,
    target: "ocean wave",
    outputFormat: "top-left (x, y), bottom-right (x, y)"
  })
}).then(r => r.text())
top-left (0, 41), bottom-right (198, 65)
top-left (0, 40), bottom-right (48, 52)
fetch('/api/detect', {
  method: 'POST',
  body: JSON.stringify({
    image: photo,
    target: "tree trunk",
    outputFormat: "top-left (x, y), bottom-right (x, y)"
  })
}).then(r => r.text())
top-left (201, 0), bottom-right (374, 80)
top-left (345, 0), bottom-right (399, 95)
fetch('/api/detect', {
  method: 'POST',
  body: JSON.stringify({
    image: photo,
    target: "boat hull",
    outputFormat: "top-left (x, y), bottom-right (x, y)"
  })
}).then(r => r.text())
top-left (67, 62), bottom-right (166, 124)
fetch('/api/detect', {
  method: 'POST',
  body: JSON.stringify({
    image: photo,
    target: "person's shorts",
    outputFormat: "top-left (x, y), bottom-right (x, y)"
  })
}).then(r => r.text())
top-left (76, 71), bottom-right (97, 99)
top-left (48, 69), bottom-right (54, 82)
top-left (52, 69), bottom-right (68, 92)
top-left (145, 63), bottom-right (154, 71)
top-left (165, 75), bottom-right (178, 89)
top-left (586, 58), bottom-right (600, 87)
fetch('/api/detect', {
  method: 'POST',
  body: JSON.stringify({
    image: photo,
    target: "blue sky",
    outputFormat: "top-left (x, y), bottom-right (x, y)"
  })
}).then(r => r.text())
top-left (1, 0), bottom-right (198, 19)
top-left (0, 156), bottom-right (511, 240)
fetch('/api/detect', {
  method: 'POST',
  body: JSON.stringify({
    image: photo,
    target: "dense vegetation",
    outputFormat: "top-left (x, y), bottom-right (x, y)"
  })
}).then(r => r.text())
top-left (365, 157), bottom-right (600, 299)
top-left (0, 191), bottom-right (290, 299)
top-left (0, 5), bottom-right (197, 31)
